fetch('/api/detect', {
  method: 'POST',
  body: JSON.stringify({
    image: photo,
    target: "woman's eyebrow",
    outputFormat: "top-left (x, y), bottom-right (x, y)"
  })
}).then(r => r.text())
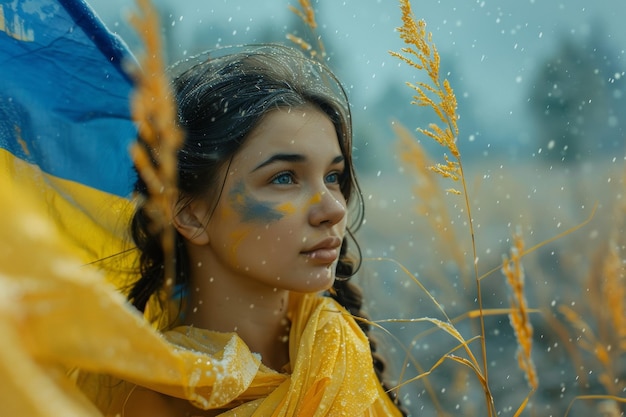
top-left (253, 153), bottom-right (306, 171)
top-left (252, 154), bottom-right (344, 172)
top-left (331, 155), bottom-right (345, 165)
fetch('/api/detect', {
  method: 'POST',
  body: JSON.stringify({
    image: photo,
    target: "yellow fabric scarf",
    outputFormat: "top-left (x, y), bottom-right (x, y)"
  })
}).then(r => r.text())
top-left (0, 172), bottom-right (401, 416)
top-left (79, 293), bottom-right (402, 416)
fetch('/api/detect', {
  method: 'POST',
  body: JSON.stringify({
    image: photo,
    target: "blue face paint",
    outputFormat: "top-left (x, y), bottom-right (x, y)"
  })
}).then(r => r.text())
top-left (229, 181), bottom-right (284, 223)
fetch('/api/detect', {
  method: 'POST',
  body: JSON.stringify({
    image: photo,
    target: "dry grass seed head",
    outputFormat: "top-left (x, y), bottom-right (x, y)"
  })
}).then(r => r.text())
top-left (128, 0), bottom-right (183, 295)
top-left (390, 0), bottom-right (461, 185)
top-left (287, 0), bottom-right (325, 59)
top-left (502, 231), bottom-right (538, 391)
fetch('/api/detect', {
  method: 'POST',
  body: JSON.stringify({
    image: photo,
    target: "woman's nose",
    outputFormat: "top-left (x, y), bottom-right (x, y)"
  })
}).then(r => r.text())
top-left (308, 190), bottom-right (347, 227)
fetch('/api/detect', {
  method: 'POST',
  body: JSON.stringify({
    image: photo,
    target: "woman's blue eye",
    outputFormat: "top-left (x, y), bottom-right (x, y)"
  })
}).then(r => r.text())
top-left (271, 172), bottom-right (294, 184)
top-left (325, 172), bottom-right (340, 184)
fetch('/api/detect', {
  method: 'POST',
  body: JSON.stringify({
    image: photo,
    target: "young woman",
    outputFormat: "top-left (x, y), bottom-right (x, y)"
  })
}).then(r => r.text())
top-left (81, 44), bottom-right (405, 416)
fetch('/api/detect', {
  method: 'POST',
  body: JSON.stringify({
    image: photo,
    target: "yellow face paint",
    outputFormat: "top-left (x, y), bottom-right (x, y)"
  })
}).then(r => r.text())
top-left (275, 201), bottom-right (297, 216)
top-left (307, 192), bottom-right (322, 206)
top-left (228, 226), bottom-right (252, 265)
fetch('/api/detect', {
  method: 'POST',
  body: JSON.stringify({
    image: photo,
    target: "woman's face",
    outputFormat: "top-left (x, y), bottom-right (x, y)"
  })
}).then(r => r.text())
top-left (200, 105), bottom-right (348, 293)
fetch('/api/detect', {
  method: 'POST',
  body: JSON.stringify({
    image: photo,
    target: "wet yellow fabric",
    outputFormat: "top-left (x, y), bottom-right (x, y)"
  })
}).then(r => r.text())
top-left (1, 148), bottom-right (136, 287)
top-left (0, 160), bottom-right (402, 416)
top-left (79, 294), bottom-right (402, 416)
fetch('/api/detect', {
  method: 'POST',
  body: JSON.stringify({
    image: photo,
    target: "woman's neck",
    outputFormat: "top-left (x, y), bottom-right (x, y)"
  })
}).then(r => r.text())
top-left (182, 258), bottom-right (291, 371)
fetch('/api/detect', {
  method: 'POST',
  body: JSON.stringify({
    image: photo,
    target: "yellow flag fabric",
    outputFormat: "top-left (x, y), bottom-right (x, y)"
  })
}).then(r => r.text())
top-left (0, 148), bottom-right (138, 296)
top-left (78, 294), bottom-right (402, 416)
top-left (0, 169), bottom-right (401, 416)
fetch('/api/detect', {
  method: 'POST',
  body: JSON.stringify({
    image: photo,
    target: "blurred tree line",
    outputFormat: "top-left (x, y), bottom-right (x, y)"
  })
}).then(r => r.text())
top-left (528, 21), bottom-right (625, 164)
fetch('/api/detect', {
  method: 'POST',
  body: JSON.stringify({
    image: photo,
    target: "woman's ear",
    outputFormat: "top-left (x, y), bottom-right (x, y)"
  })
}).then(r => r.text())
top-left (172, 200), bottom-right (210, 246)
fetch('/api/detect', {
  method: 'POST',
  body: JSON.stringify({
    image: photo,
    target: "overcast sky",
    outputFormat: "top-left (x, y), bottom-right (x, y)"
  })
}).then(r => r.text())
top-left (88, 0), bottom-right (626, 148)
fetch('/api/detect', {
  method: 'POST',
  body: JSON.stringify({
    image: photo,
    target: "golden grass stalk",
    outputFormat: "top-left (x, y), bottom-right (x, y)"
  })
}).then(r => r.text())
top-left (354, 312), bottom-right (451, 416)
top-left (501, 230), bottom-right (538, 391)
top-left (289, 0), bottom-right (317, 29)
top-left (285, 33), bottom-right (314, 55)
top-left (550, 191), bottom-right (623, 397)
top-left (369, 257), bottom-right (496, 414)
top-left (602, 223), bottom-right (626, 353)
top-left (564, 395), bottom-right (626, 417)
top-left (477, 203), bottom-right (597, 283)
top-left (390, 1), bottom-right (491, 410)
top-left (389, 1), bottom-right (460, 189)
top-left (557, 201), bottom-right (625, 395)
top-left (127, 0), bottom-right (183, 301)
top-left (587, 175), bottom-right (625, 394)
top-left (558, 304), bottom-right (617, 392)
top-left (394, 121), bottom-right (467, 278)
top-left (287, 0), bottom-right (326, 59)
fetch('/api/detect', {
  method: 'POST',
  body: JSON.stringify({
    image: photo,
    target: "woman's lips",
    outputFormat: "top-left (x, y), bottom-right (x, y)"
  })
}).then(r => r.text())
top-left (301, 236), bottom-right (341, 264)
top-left (303, 247), bottom-right (339, 263)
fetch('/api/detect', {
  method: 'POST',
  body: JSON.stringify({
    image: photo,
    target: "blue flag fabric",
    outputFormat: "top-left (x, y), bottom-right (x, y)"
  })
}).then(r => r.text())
top-left (0, 0), bottom-right (137, 197)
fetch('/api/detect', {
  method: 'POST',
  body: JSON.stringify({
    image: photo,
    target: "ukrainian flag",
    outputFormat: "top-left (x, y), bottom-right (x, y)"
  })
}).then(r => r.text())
top-left (0, 1), bottom-right (143, 415)
top-left (0, 0), bottom-right (137, 276)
